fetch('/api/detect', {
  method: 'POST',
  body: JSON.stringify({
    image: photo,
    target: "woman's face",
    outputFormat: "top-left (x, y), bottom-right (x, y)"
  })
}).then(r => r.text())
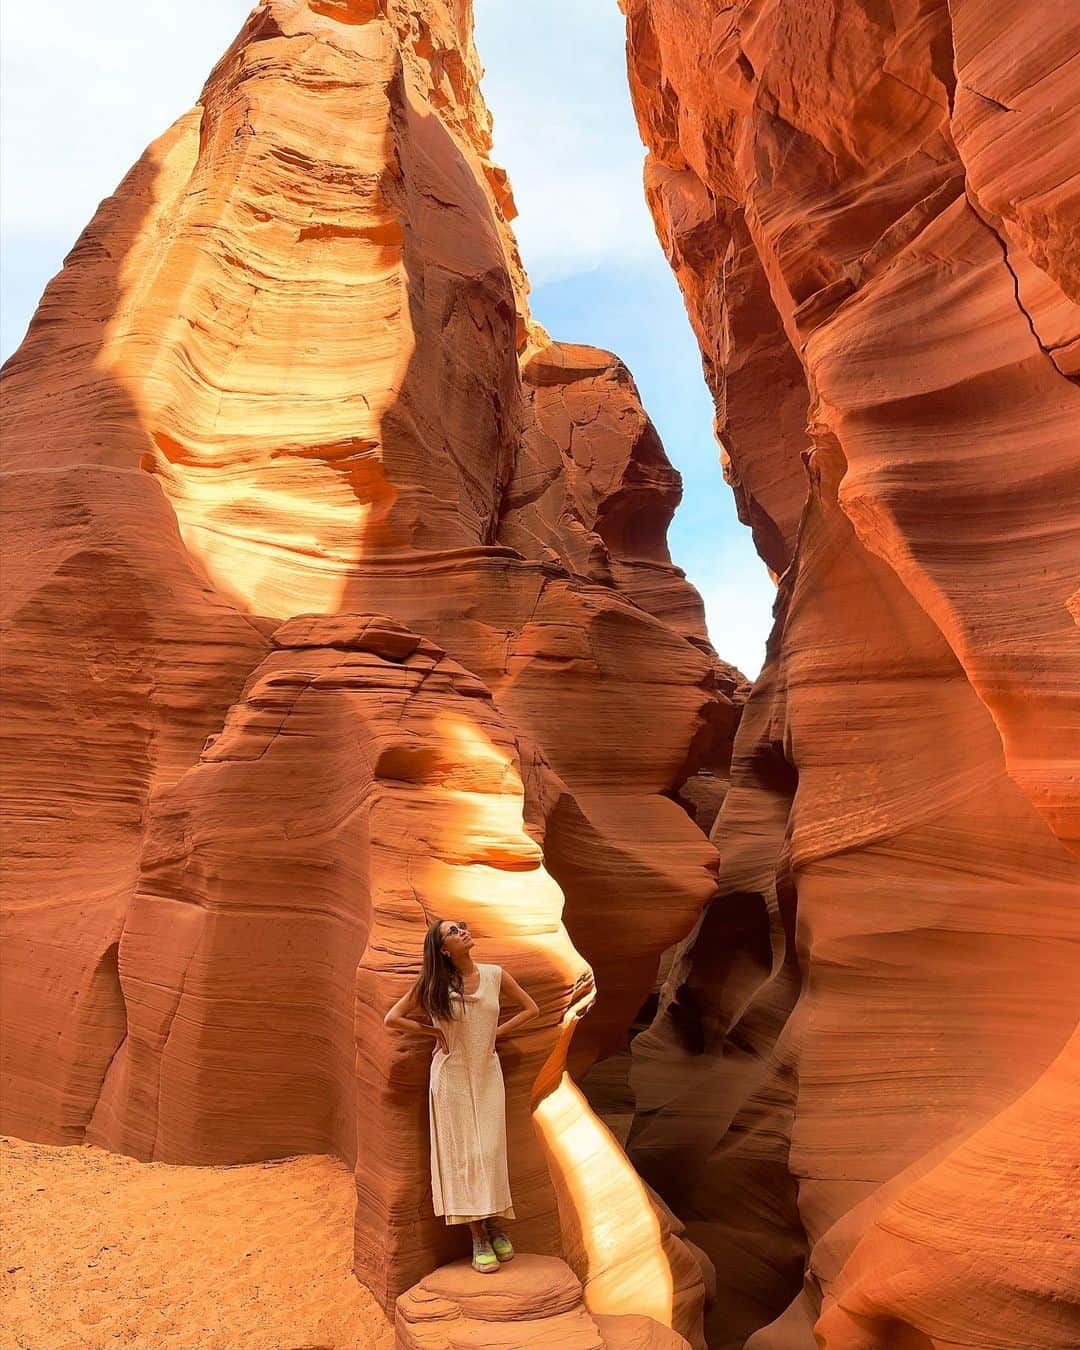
top-left (440, 919), bottom-right (473, 958)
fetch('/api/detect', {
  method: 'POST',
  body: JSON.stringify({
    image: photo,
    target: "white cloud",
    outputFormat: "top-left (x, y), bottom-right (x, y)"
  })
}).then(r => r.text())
top-left (1, 1), bottom-right (249, 238)
top-left (695, 567), bottom-right (775, 680)
top-left (1, 1), bottom-right (657, 284)
top-left (473, 1), bottom-right (660, 285)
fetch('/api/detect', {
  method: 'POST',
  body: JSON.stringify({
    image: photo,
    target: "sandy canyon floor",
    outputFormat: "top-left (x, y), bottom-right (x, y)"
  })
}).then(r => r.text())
top-left (1, 1136), bottom-right (396, 1349)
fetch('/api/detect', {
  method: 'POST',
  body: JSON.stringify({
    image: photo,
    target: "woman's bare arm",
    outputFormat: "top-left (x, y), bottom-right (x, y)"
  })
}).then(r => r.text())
top-left (384, 981), bottom-right (444, 1047)
top-left (494, 968), bottom-right (541, 1043)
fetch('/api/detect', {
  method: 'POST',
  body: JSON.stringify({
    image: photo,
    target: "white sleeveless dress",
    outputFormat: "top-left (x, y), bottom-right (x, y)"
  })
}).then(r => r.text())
top-left (428, 962), bottom-right (515, 1225)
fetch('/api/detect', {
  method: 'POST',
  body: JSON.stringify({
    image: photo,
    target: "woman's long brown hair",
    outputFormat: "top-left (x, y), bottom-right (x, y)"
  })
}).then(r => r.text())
top-left (416, 918), bottom-right (465, 1023)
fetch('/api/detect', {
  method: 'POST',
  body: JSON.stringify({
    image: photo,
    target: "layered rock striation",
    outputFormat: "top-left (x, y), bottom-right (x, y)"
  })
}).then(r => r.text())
top-left (395, 1253), bottom-right (691, 1349)
top-left (621, 2), bottom-right (1080, 1347)
top-left (0, 0), bottom-right (743, 1338)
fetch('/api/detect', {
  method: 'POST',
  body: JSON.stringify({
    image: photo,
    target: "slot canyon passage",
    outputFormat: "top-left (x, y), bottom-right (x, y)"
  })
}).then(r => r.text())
top-left (0, 1), bottom-right (1077, 1348)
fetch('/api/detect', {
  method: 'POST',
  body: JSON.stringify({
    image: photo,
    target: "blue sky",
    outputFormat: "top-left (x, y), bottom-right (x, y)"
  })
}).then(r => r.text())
top-left (0, 0), bottom-right (773, 676)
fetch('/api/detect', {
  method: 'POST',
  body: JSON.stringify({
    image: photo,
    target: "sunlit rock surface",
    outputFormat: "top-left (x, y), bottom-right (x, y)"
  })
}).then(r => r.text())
top-left (621, 1), bottom-right (1080, 1346)
top-left (0, 0), bottom-right (742, 1336)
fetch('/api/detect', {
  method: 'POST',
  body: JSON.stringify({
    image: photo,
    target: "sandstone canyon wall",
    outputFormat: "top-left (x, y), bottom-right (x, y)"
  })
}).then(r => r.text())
top-left (0, 0), bottom-right (745, 1339)
top-left (621, 2), bottom-right (1080, 1348)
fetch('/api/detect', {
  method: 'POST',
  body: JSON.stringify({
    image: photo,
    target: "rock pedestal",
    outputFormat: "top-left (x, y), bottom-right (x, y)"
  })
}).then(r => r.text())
top-left (395, 1253), bottom-right (690, 1349)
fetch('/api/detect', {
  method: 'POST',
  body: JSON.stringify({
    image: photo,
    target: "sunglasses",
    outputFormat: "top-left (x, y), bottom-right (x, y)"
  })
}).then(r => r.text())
top-left (443, 922), bottom-right (470, 938)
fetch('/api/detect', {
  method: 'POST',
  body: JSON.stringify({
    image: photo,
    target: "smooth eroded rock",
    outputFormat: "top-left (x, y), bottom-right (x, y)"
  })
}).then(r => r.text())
top-left (0, 1), bottom-right (740, 1340)
top-left (620, 2), bottom-right (1080, 1346)
top-left (395, 1254), bottom-right (691, 1349)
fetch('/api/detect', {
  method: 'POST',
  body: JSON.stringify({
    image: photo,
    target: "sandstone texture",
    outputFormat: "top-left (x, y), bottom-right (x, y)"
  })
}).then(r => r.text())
top-left (1, 1134), bottom-right (395, 1349)
top-left (395, 1253), bottom-right (690, 1349)
top-left (621, 1), bottom-right (1080, 1347)
top-left (0, 0), bottom-right (743, 1339)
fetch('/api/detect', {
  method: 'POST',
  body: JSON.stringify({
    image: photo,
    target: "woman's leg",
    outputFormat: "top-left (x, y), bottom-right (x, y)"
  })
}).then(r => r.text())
top-left (469, 1216), bottom-right (499, 1273)
top-left (483, 1215), bottom-right (514, 1260)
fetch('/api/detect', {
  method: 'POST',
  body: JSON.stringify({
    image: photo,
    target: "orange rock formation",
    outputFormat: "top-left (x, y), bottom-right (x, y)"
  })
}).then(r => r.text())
top-left (395, 1253), bottom-right (691, 1349)
top-left (621, 1), bottom-right (1080, 1347)
top-left (0, 0), bottom-right (742, 1340)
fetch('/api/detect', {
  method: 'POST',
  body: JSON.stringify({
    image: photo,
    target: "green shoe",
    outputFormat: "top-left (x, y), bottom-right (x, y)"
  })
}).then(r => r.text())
top-left (485, 1222), bottom-right (514, 1262)
top-left (471, 1236), bottom-right (499, 1274)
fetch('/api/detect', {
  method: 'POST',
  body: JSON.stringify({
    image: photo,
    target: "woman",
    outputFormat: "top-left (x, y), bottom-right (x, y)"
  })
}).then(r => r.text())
top-left (383, 917), bottom-right (540, 1274)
